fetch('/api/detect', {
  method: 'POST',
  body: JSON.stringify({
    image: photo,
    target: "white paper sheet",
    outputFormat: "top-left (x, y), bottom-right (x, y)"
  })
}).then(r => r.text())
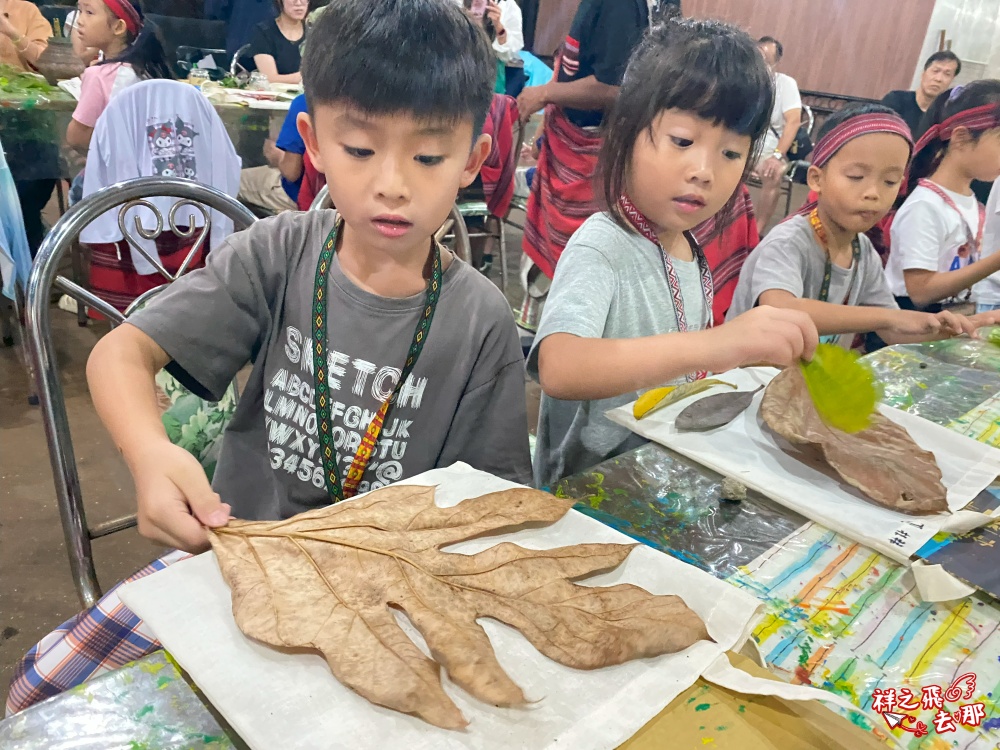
top-left (608, 368), bottom-right (1000, 566)
top-left (119, 463), bottom-right (765, 750)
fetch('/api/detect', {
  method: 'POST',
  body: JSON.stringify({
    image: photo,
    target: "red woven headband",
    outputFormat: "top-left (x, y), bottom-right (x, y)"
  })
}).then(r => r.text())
top-left (102, 0), bottom-right (142, 37)
top-left (913, 103), bottom-right (1000, 154)
top-left (810, 112), bottom-right (913, 169)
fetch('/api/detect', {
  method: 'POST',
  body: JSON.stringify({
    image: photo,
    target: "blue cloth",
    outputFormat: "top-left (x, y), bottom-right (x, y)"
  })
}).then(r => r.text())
top-left (519, 51), bottom-right (553, 89)
top-left (275, 94), bottom-right (307, 202)
top-left (205, 0), bottom-right (277, 57)
top-left (0, 143), bottom-right (32, 299)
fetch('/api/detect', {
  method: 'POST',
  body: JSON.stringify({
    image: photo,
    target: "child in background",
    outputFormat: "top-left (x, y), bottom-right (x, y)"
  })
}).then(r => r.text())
top-left (8, 0), bottom-right (531, 716)
top-left (528, 19), bottom-right (818, 487)
top-left (888, 81), bottom-right (1000, 313)
top-left (728, 105), bottom-right (975, 347)
top-left (65, 0), bottom-right (172, 155)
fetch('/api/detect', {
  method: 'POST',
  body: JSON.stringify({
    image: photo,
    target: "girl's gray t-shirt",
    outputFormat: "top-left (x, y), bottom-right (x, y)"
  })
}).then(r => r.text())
top-left (129, 211), bottom-right (531, 519)
top-left (527, 212), bottom-right (707, 488)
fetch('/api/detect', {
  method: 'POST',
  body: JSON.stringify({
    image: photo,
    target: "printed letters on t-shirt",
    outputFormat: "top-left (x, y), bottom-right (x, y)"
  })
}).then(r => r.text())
top-left (262, 325), bottom-right (427, 495)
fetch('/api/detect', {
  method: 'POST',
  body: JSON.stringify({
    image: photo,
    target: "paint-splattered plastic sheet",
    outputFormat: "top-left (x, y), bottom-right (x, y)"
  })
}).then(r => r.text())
top-left (554, 442), bottom-right (808, 579)
top-left (729, 523), bottom-right (1000, 749)
top-left (864, 346), bottom-right (1000, 428)
top-left (0, 651), bottom-right (235, 750)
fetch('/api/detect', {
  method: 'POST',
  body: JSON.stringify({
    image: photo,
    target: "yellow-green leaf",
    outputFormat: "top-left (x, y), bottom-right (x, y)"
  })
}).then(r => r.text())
top-left (798, 344), bottom-right (881, 433)
top-left (634, 379), bottom-right (736, 420)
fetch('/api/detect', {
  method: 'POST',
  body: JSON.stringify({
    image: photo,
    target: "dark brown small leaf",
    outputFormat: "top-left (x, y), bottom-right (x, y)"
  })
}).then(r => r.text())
top-left (675, 387), bottom-right (762, 432)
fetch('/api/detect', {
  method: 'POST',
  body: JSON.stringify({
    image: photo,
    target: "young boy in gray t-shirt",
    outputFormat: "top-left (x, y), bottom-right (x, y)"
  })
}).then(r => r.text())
top-left (86, 0), bottom-right (531, 553)
top-left (728, 104), bottom-right (975, 351)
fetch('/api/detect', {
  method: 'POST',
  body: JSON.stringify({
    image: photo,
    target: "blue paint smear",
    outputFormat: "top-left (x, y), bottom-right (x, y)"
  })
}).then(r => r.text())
top-left (761, 531), bottom-right (837, 594)
top-left (874, 603), bottom-right (935, 669)
top-left (983, 716), bottom-right (1000, 731)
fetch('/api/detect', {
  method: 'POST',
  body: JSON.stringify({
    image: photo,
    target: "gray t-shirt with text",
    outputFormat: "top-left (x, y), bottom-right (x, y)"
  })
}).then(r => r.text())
top-left (527, 212), bottom-right (707, 488)
top-left (130, 211), bottom-right (531, 520)
top-left (727, 213), bottom-right (896, 347)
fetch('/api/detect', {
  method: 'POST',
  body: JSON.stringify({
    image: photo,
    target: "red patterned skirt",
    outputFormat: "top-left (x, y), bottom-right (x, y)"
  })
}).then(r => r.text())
top-left (87, 230), bottom-right (209, 318)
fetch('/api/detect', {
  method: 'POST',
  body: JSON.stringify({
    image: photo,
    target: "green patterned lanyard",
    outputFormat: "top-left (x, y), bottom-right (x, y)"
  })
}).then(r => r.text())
top-left (311, 218), bottom-right (443, 501)
top-left (810, 208), bottom-right (861, 304)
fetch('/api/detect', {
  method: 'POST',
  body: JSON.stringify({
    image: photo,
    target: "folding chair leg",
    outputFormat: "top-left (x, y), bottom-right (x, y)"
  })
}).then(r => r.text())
top-left (71, 242), bottom-right (88, 327)
top-left (784, 181), bottom-right (794, 218)
top-left (56, 180), bottom-right (67, 215)
top-left (496, 217), bottom-right (508, 294)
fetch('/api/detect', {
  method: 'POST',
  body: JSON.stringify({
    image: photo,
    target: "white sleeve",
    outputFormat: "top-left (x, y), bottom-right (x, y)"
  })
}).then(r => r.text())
top-left (492, 0), bottom-right (523, 65)
top-left (982, 179), bottom-right (1000, 260)
top-left (779, 75), bottom-right (802, 114)
top-left (890, 198), bottom-right (950, 273)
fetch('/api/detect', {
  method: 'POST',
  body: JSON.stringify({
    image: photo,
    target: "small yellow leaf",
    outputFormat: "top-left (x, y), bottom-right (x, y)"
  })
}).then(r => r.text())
top-left (633, 386), bottom-right (676, 419)
top-left (634, 379), bottom-right (736, 420)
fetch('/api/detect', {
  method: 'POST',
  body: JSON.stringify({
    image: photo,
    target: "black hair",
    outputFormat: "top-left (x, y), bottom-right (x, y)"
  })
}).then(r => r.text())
top-left (924, 49), bottom-right (962, 76)
top-left (904, 79), bottom-right (1000, 197)
top-left (600, 19), bottom-right (774, 234)
top-left (302, 0), bottom-right (495, 137)
top-left (99, 2), bottom-right (173, 81)
top-left (757, 35), bottom-right (783, 61)
top-left (815, 102), bottom-right (901, 142)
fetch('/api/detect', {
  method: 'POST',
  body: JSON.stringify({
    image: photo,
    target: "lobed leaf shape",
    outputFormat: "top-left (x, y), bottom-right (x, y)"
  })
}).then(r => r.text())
top-left (209, 485), bottom-right (710, 729)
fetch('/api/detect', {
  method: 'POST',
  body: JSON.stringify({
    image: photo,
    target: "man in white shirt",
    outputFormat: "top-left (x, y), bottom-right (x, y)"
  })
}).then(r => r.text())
top-left (754, 36), bottom-right (802, 228)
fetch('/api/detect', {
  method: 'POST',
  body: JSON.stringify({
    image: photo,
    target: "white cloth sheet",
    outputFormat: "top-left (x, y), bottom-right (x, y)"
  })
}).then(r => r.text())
top-left (120, 463), bottom-right (766, 750)
top-left (608, 368), bottom-right (1000, 567)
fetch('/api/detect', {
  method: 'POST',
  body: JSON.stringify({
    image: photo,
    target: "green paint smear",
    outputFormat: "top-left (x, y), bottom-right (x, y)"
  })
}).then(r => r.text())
top-left (156, 675), bottom-right (172, 689)
top-left (716, 726), bottom-right (727, 731)
top-left (138, 660), bottom-right (167, 676)
top-left (738, 705), bottom-right (746, 713)
top-left (128, 743), bottom-right (151, 750)
top-left (134, 704), bottom-right (155, 720)
top-left (695, 703), bottom-right (711, 712)
top-left (585, 472), bottom-right (608, 510)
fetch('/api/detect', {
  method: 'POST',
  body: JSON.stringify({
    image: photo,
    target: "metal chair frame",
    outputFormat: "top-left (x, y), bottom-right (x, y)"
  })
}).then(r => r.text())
top-left (308, 185), bottom-right (472, 263)
top-left (25, 177), bottom-right (257, 608)
top-left (456, 110), bottom-right (526, 293)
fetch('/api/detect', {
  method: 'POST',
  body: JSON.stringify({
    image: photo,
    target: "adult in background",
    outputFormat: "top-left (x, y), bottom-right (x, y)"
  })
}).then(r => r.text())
top-left (882, 50), bottom-right (960, 136)
top-left (458, 1), bottom-right (525, 96)
top-left (881, 50), bottom-right (992, 204)
top-left (238, 93), bottom-right (306, 213)
top-left (753, 35), bottom-right (801, 229)
top-left (206, 0), bottom-right (276, 58)
top-left (516, 0), bottom-right (654, 280)
top-left (0, 0), bottom-right (52, 256)
top-left (242, 0), bottom-right (307, 84)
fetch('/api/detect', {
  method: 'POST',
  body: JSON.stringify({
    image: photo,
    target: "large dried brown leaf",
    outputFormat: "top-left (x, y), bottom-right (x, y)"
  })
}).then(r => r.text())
top-left (761, 368), bottom-right (948, 514)
top-left (208, 485), bottom-right (710, 729)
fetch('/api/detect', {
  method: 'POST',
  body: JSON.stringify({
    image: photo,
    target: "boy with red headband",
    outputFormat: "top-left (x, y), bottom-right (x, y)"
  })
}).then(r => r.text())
top-left (729, 104), bottom-right (978, 346)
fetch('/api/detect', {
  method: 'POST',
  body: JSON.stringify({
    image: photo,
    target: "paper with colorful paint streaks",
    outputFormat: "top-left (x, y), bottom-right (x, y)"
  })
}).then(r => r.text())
top-left (728, 523), bottom-right (1000, 749)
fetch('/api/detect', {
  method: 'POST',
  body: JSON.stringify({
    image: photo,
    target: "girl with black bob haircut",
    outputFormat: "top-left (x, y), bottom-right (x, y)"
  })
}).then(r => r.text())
top-left (528, 18), bottom-right (818, 488)
top-left (600, 18), bottom-right (774, 235)
top-left (888, 80), bottom-right (1000, 315)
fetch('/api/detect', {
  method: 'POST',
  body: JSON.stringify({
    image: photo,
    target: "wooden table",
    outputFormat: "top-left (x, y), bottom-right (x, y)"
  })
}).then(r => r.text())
top-left (0, 88), bottom-right (288, 182)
